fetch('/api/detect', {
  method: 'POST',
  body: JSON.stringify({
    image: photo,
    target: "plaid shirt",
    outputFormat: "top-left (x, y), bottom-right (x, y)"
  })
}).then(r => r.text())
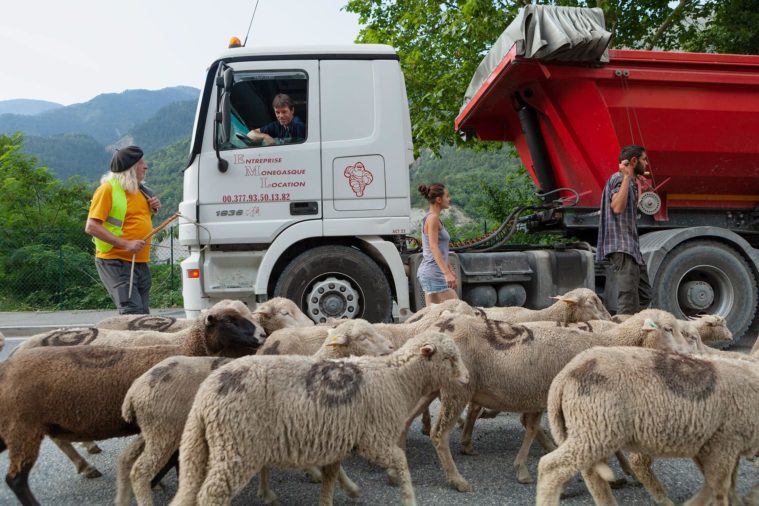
top-left (596, 172), bottom-right (644, 264)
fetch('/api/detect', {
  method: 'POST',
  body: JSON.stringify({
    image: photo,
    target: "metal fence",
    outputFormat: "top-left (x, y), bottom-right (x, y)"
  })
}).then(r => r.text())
top-left (0, 226), bottom-right (187, 311)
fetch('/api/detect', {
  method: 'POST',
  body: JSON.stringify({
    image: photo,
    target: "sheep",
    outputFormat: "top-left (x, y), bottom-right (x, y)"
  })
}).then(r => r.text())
top-left (168, 331), bottom-right (469, 506)
top-left (482, 287), bottom-right (612, 324)
top-left (0, 302), bottom-right (265, 506)
top-left (96, 297), bottom-right (313, 333)
top-left (258, 298), bottom-right (477, 357)
top-left (536, 346), bottom-right (759, 506)
top-left (407, 309), bottom-right (692, 492)
top-left (115, 319), bottom-right (392, 506)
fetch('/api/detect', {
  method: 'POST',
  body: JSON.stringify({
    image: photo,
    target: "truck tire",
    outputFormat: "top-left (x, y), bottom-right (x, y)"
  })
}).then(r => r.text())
top-left (653, 240), bottom-right (757, 343)
top-left (274, 245), bottom-right (392, 323)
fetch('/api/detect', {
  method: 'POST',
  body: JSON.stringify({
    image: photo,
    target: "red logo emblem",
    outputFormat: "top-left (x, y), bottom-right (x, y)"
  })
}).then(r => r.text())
top-left (344, 162), bottom-right (374, 197)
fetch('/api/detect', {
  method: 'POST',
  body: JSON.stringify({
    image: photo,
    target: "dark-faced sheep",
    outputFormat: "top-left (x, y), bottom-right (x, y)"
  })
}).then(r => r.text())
top-left (0, 303), bottom-right (265, 506)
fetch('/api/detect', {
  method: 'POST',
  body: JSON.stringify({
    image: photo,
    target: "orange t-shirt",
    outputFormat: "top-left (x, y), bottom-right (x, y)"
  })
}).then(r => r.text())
top-left (88, 181), bottom-right (153, 262)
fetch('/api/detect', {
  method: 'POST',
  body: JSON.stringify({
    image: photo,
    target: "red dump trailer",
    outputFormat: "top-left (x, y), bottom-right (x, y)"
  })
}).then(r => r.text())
top-left (456, 10), bottom-right (759, 339)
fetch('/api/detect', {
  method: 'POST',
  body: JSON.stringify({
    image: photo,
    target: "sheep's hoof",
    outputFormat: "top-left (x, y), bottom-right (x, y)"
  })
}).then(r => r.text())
top-left (345, 486), bottom-right (361, 498)
top-left (515, 465), bottom-right (533, 484)
top-left (83, 442), bottom-right (102, 454)
top-left (257, 488), bottom-right (280, 505)
top-left (83, 467), bottom-right (103, 479)
top-left (460, 445), bottom-right (478, 456)
top-left (609, 477), bottom-right (627, 489)
top-left (304, 467), bottom-right (322, 483)
top-left (387, 469), bottom-right (400, 486)
top-left (450, 477), bottom-right (474, 492)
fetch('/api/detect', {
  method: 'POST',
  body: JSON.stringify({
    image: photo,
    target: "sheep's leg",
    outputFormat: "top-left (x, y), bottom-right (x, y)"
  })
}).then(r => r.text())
top-left (196, 453), bottom-right (259, 506)
top-left (459, 402), bottom-right (482, 456)
top-left (151, 450), bottom-right (179, 489)
top-left (80, 440), bottom-right (102, 454)
top-left (360, 444), bottom-right (417, 506)
top-left (581, 467), bottom-right (619, 506)
top-left (513, 412), bottom-right (544, 484)
top-left (683, 447), bottom-right (738, 506)
top-left (115, 436), bottom-right (145, 506)
top-left (535, 426), bottom-right (557, 452)
top-left (131, 435), bottom-right (180, 506)
top-left (421, 408), bottom-right (432, 436)
top-left (50, 437), bottom-right (102, 478)
top-left (318, 461), bottom-right (341, 506)
top-left (170, 415), bottom-right (208, 506)
top-left (337, 464), bottom-right (361, 497)
top-left (386, 392), bottom-right (437, 486)
top-left (684, 455), bottom-right (743, 506)
top-left (536, 436), bottom-right (618, 506)
top-left (627, 452), bottom-right (674, 505)
top-left (256, 467), bottom-right (279, 505)
top-left (5, 431), bottom-right (44, 506)
top-left (430, 392), bottom-right (473, 492)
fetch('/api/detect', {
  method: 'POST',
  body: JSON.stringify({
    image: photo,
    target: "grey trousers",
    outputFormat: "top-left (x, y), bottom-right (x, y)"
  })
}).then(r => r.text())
top-left (95, 258), bottom-right (151, 314)
top-left (609, 252), bottom-right (652, 315)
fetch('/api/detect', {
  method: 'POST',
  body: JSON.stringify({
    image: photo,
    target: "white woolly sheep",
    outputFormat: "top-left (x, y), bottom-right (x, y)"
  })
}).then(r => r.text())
top-left (168, 331), bottom-right (468, 506)
top-left (407, 309), bottom-right (692, 491)
top-left (0, 302), bottom-right (265, 506)
top-left (115, 319), bottom-right (392, 506)
top-left (537, 346), bottom-right (759, 506)
top-left (482, 287), bottom-right (612, 324)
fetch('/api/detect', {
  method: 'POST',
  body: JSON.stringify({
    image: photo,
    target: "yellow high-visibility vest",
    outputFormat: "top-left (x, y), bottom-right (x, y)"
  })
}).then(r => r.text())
top-left (93, 179), bottom-right (127, 253)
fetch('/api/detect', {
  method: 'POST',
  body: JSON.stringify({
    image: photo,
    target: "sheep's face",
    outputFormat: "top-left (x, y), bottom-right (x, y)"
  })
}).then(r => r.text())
top-left (252, 297), bottom-right (314, 333)
top-left (641, 318), bottom-right (692, 354)
top-left (417, 332), bottom-right (469, 386)
top-left (679, 322), bottom-right (707, 354)
top-left (552, 288), bottom-right (612, 322)
top-left (204, 309), bottom-right (267, 357)
top-left (325, 320), bottom-right (395, 357)
top-left (694, 315), bottom-right (732, 342)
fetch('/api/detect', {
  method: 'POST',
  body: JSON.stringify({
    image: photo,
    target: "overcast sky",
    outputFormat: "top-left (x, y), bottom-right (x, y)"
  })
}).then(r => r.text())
top-left (0, 0), bottom-right (361, 105)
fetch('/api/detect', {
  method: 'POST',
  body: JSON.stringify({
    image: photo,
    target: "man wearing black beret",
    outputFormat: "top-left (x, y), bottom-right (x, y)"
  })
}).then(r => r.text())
top-left (85, 146), bottom-right (161, 314)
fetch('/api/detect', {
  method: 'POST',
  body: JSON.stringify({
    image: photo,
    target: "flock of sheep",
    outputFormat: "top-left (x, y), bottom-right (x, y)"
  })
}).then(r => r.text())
top-left (0, 288), bottom-right (756, 506)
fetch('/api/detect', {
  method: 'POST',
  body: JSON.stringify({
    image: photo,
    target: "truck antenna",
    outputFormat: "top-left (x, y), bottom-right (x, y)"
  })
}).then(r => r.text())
top-left (242, 0), bottom-right (261, 47)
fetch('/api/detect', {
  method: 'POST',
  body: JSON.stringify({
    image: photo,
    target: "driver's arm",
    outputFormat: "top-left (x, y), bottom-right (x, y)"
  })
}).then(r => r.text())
top-left (246, 128), bottom-right (275, 146)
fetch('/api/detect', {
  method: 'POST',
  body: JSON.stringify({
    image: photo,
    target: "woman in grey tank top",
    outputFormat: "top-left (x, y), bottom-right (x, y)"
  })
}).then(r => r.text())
top-left (417, 183), bottom-right (458, 305)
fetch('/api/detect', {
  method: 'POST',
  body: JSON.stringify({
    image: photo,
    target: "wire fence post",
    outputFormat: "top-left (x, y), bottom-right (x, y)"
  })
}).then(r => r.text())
top-left (58, 231), bottom-right (65, 306)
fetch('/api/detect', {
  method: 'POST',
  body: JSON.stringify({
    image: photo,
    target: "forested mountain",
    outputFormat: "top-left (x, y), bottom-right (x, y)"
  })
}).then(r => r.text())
top-left (0, 87), bottom-right (198, 144)
top-left (0, 99), bottom-right (63, 116)
top-left (20, 96), bottom-right (198, 181)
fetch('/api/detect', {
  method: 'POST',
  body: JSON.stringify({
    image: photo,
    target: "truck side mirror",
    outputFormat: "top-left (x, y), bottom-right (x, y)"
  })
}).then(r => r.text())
top-left (214, 64), bottom-right (234, 172)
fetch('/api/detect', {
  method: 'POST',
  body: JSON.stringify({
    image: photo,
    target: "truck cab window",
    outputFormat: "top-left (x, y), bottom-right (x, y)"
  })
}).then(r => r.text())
top-left (219, 70), bottom-right (308, 150)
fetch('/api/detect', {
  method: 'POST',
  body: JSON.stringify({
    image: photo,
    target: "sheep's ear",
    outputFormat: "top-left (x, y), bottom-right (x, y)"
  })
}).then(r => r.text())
top-left (642, 318), bottom-right (658, 331)
top-left (325, 330), bottom-right (347, 347)
top-left (420, 344), bottom-right (436, 357)
top-left (551, 295), bottom-right (578, 304)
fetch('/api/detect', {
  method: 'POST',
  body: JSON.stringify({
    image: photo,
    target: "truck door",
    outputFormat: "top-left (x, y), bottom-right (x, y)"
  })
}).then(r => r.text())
top-left (198, 61), bottom-right (321, 244)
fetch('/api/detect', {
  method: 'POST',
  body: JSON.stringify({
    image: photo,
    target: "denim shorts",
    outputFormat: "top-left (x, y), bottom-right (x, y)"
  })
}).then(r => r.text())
top-left (417, 276), bottom-right (448, 294)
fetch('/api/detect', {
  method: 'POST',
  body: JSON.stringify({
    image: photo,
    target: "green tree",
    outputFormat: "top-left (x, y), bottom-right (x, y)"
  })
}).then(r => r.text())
top-left (344, 0), bottom-right (736, 153)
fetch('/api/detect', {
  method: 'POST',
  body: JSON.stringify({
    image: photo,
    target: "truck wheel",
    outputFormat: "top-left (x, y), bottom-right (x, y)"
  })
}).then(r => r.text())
top-left (274, 245), bottom-right (392, 323)
top-left (653, 240), bottom-right (757, 343)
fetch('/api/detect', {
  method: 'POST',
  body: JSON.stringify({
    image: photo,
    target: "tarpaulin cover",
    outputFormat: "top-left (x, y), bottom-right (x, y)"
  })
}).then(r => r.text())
top-left (461, 5), bottom-right (611, 110)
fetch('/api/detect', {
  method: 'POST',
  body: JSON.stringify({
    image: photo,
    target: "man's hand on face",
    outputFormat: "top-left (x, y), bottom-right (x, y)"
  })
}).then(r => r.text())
top-left (619, 159), bottom-right (637, 178)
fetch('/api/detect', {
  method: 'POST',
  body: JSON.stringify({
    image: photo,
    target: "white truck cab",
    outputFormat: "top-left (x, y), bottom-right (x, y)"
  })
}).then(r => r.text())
top-left (180, 44), bottom-right (414, 321)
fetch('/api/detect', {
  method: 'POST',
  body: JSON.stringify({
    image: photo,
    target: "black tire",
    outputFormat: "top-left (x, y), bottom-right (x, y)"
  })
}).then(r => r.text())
top-left (653, 240), bottom-right (757, 344)
top-left (274, 245), bottom-right (392, 323)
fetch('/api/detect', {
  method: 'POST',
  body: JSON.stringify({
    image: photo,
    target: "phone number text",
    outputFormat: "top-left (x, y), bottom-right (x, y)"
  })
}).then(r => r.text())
top-left (221, 193), bottom-right (291, 203)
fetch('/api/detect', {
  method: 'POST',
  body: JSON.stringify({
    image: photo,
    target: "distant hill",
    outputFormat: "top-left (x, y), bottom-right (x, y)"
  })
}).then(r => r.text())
top-left (21, 97), bottom-right (198, 181)
top-left (0, 99), bottom-right (63, 116)
top-left (22, 134), bottom-right (111, 182)
top-left (0, 86), bottom-right (199, 145)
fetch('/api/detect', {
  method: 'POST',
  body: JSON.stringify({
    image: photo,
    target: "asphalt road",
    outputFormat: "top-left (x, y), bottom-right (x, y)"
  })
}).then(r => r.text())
top-left (1, 337), bottom-right (758, 506)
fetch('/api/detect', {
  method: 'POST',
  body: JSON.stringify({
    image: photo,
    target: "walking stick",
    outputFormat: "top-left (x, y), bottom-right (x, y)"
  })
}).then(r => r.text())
top-left (128, 212), bottom-right (181, 298)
